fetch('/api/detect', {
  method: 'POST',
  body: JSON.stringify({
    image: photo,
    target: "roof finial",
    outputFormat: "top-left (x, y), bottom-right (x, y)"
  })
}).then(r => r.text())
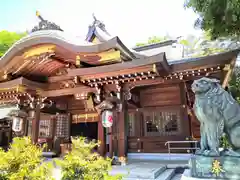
top-left (31, 11), bottom-right (63, 32)
top-left (92, 13), bottom-right (97, 22)
top-left (91, 13), bottom-right (105, 30)
top-left (36, 11), bottom-right (40, 17)
top-left (35, 10), bottom-right (44, 21)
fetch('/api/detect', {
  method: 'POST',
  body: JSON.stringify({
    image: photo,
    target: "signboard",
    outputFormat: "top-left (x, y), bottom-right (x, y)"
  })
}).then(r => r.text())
top-left (101, 110), bottom-right (113, 128)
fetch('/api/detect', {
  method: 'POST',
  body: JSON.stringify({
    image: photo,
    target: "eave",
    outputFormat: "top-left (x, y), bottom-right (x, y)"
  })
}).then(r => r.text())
top-left (67, 52), bottom-right (170, 86)
top-left (0, 77), bottom-right (46, 90)
top-left (164, 49), bottom-right (240, 81)
top-left (170, 49), bottom-right (240, 72)
top-left (0, 31), bottom-right (136, 81)
top-left (0, 77), bottom-right (47, 104)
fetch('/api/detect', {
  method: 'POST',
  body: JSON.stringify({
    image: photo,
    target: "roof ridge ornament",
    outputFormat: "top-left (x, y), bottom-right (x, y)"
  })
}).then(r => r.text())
top-left (31, 11), bottom-right (63, 33)
top-left (91, 13), bottom-right (110, 35)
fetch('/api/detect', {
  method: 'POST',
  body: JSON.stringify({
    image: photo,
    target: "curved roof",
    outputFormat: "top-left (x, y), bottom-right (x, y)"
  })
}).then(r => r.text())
top-left (0, 14), bottom-right (142, 81)
top-left (0, 30), bottom-right (134, 64)
top-left (0, 29), bottom-right (136, 80)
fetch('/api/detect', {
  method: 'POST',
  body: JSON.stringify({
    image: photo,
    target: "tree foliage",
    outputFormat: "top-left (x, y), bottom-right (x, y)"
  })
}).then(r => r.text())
top-left (229, 66), bottom-right (240, 103)
top-left (0, 137), bottom-right (53, 180)
top-left (0, 31), bottom-right (26, 57)
top-left (135, 36), bottom-right (169, 47)
top-left (184, 0), bottom-right (240, 39)
top-left (179, 31), bottom-right (239, 57)
top-left (56, 137), bottom-right (122, 180)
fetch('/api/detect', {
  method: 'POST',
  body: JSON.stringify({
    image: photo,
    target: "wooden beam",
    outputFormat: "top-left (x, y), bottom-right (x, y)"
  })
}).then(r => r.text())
top-left (222, 57), bottom-right (237, 88)
top-left (48, 75), bottom-right (72, 83)
top-left (0, 77), bottom-right (47, 90)
top-left (41, 86), bottom-right (95, 97)
top-left (67, 53), bottom-right (166, 77)
top-left (128, 99), bottom-right (141, 108)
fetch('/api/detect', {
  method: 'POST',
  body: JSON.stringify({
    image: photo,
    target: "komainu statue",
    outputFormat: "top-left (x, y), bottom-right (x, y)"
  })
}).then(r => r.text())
top-left (192, 77), bottom-right (240, 157)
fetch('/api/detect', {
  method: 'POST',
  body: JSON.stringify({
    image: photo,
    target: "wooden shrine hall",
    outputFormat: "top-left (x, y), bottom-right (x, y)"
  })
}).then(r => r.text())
top-left (0, 12), bottom-right (238, 157)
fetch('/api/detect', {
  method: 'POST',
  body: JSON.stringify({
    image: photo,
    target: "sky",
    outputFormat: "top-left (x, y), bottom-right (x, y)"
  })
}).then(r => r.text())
top-left (0, 0), bottom-right (201, 47)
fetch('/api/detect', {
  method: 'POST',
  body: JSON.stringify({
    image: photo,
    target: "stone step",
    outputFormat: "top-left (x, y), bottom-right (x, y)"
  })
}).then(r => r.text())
top-left (123, 169), bottom-right (175, 180)
top-left (170, 173), bottom-right (182, 180)
top-left (156, 169), bottom-right (176, 180)
top-left (110, 164), bottom-right (166, 179)
top-left (128, 153), bottom-right (192, 161)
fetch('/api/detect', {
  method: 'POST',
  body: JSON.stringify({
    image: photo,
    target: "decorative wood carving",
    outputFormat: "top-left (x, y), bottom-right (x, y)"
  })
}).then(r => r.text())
top-left (55, 68), bottom-right (68, 76)
top-left (123, 88), bottom-right (132, 101)
top-left (25, 94), bottom-right (53, 110)
top-left (59, 80), bottom-right (76, 89)
top-left (23, 46), bottom-right (55, 59)
top-left (31, 11), bottom-right (63, 32)
top-left (72, 113), bottom-right (98, 123)
top-left (95, 100), bottom-right (114, 114)
top-left (84, 95), bottom-right (95, 111)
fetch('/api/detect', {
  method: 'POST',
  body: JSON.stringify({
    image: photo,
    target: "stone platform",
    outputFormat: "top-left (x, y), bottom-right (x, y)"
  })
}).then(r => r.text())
top-left (109, 161), bottom-right (178, 180)
top-left (187, 154), bottom-right (240, 179)
top-left (181, 169), bottom-right (220, 180)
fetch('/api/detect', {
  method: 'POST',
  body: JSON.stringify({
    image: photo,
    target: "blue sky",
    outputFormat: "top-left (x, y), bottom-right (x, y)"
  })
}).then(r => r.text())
top-left (0, 0), bottom-right (201, 47)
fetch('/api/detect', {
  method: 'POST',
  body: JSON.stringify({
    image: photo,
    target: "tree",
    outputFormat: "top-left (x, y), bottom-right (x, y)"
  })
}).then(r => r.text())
top-left (0, 31), bottom-right (26, 57)
top-left (135, 36), bottom-right (170, 47)
top-left (0, 137), bottom-right (53, 180)
top-left (179, 31), bottom-right (240, 57)
top-left (57, 137), bottom-right (123, 180)
top-left (228, 66), bottom-right (240, 103)
top-left (184, 0), bottom-right (240, 39)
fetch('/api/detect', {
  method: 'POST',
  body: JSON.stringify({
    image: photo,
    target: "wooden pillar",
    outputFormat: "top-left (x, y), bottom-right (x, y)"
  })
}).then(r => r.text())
top-left (112, 112), bottom-right (118, 157)
top-left (180, 82), bottom-right (190, 137)
top-left (108, 127), bottom-right (113, 157)
top-left (118, 101), bottom-right (127, 157)
top-left (31, 105), bottom-right (40, 144)
top-left (98, 116), bottom-right (105, 156)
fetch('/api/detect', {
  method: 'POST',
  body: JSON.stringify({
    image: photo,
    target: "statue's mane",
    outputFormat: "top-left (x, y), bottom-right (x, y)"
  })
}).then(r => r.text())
top-left (197, 83), bottom-right (236, 106)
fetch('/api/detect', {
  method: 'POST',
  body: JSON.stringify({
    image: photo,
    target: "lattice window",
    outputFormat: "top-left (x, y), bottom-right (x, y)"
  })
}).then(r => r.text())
top-left (55, 114), bottom-right (69, 138)
top-left (39, 120), bottom-right (52, 138)
top-left (144, 110), bottom-right (181, 136)
top-left (128, 113), bottom-right (136, 136)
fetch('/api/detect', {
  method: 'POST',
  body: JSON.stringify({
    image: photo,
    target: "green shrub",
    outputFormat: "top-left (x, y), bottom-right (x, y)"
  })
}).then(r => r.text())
top-left (0, 137), bottom-right (53, 180)
top-left (220, 134), bottom-right (232, 149)
top-left (56, 137), bottom-right (122, 180)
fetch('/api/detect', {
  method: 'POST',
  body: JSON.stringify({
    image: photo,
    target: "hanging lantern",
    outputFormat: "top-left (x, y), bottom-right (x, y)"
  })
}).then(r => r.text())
top-left (101, 110), bottom-right (113, 128)
top-left (8, 108), bottom-right (28, 133)
top-left (12, 116), bottom-right (24, 132)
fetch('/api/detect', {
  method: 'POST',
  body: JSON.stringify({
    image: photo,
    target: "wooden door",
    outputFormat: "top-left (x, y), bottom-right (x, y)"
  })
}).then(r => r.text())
top-left (128, 107), bottom-right (191, 153)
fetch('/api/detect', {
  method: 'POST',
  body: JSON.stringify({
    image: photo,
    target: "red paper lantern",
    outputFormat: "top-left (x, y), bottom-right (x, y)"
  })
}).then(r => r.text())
top-left (102, 110), bottom-right (113, 128)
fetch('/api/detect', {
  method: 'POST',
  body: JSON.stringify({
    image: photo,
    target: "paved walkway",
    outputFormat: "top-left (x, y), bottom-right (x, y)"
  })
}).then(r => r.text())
top-left (49, 159), bottom-right (187, 180)
top-left (109, 160), bottom-right (187, 180)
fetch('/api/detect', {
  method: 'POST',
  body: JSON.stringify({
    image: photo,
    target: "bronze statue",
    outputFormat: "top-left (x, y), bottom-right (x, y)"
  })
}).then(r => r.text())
top-left (192, 77), bottom-right (240, 157)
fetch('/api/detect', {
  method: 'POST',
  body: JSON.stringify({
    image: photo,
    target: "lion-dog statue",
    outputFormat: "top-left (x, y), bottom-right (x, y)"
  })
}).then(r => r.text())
top-left (192, 77), bottom-right (240, 157)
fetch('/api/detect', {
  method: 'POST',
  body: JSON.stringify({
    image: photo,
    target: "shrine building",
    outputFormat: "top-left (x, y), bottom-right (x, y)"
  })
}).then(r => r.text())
top-left (0, 12), bottom-right (238, 158)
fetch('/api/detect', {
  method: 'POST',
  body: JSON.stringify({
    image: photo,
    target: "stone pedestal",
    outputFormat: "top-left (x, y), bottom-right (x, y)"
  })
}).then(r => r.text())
top-left (188, 155), bottom-right (240, 179)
